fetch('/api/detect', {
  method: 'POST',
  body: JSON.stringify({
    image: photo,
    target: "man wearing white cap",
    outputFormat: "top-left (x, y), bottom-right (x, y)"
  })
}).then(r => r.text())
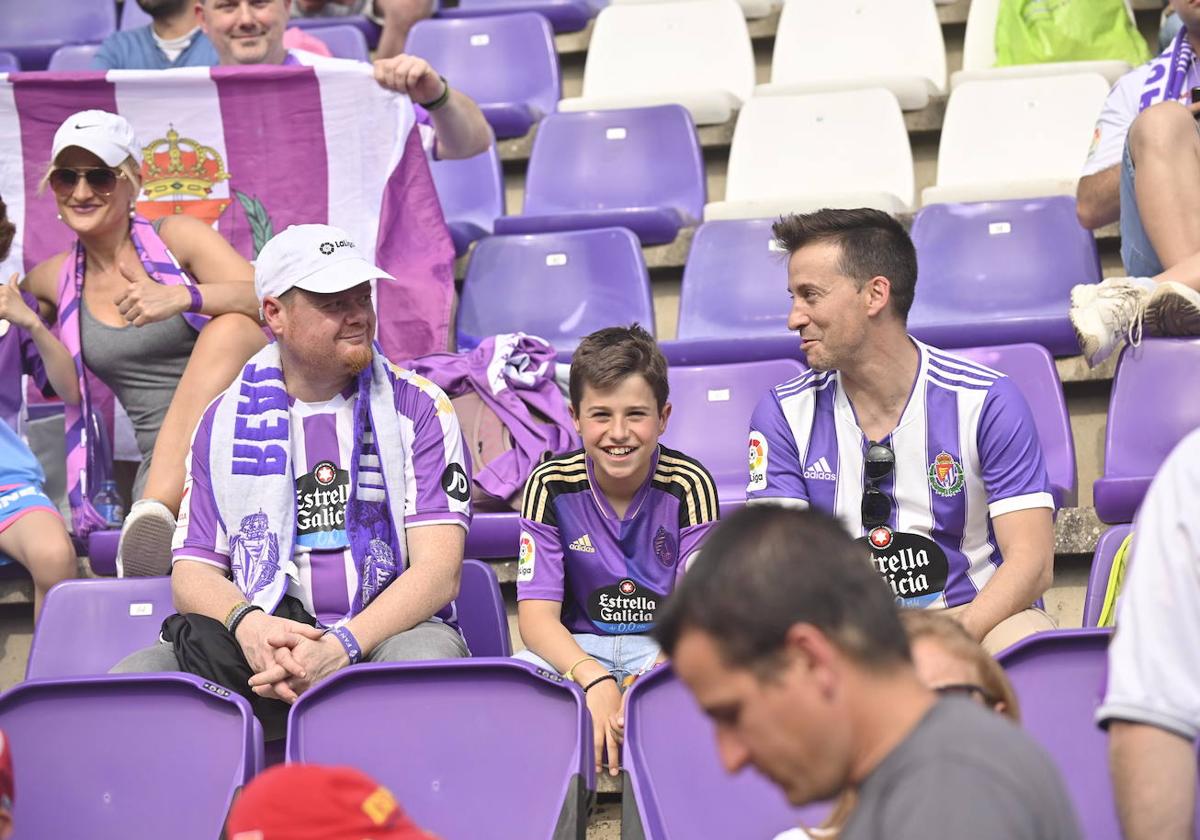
top-left (113, 224), bottom-right (471, 730)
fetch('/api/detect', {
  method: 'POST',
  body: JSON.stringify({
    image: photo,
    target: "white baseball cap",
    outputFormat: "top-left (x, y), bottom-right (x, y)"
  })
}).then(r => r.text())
top-left (254, 224), bottom-right (395, 304)
top-left (52, 110), bottom-right (140, 167)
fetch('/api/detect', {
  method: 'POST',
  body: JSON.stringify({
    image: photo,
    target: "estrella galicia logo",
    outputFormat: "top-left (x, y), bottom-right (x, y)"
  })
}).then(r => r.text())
top-left (587, 578), bottom-right (666, 634)
top-left (441, 463), bottom-right (471, 502)
top-left (318, 239), bottom-right (355, 256)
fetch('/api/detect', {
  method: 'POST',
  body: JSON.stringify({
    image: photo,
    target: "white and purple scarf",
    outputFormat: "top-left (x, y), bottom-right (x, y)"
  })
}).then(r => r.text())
top-left (56, 215), bottom-right (209, 536)
top-left (206, 341), bottom-right (408, 617)
top-left (1139, 26), bottom-right (1196, 112)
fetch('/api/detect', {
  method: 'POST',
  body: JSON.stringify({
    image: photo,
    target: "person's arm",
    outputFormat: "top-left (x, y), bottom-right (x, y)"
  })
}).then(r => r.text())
top-left (372, 54), bottom-right (494, 160)
top-left (0, 277), bottom-right (79, 404)
top-left (157, 215), bottom-right (260, 319)
top-left (1076, 166), bottom-right (1122, 230)
top-left (1076, 74), bottom-right (1138, 229)
top-left (746, 389), bottom-right (809, 508)
top-left (1110, 721), bottom-right (1197, 840)
top-left (957, 507), bottom-right (1053, 642)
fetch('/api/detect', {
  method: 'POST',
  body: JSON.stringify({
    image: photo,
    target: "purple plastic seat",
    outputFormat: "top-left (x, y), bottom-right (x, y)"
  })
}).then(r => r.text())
top-left (659, 359), bottom-right (807, 509)
top-left (955, 343), bottom-right (1077, 508)
top-left (0, 673), bottom-right (261, 838)
top-left (282, 14), bottom-right (383, 48)
top-left (87, 528), bottom-right (120, 576)
top-left (466, 510), bottom-right (521, 558)
top-left (287, 659), bottom-right (593, 839)
top-left (0, 0), bottom-right (116, 70)
top-left (409, 14), bottom-right (559, 139)
top-left (430, 145), bottom-right (505, 256)
top-left (1094, 338), bottom-right (1200, 524)
top-left (438, 0), bottom-right (598, 34)
top-left (908, 197), bottom-right (1099, 356)
top-left (0, 51), bottom-right (19, 72)
top-left (457, 227), bottom-right (653, 356)
top-left (493, 106), bottom-right (705, 245)
top-left (47, 43), bottom-right (101, 71)
top-left (119, 1), bottom-right (152, 29)
top-left (624, 665), bottom-right (828, 840)
top-left (459, 558), bottom-right (513, 656)
top-left (1083, 524), bottom-right (1132, 628)
top-left (307, 23), bottom-right (371, 61)
top-left (26, 576), bottom-right (174, 679)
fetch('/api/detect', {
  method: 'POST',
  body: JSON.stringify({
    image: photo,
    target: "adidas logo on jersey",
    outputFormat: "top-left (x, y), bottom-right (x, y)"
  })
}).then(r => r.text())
top-left (569, 534), bottom-right (596, 553)
top-left (803, 457), bottom-right (836, 482)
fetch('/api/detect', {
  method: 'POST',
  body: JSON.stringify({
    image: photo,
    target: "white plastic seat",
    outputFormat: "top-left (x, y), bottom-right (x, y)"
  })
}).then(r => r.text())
top-left (922, 73), bottom-right (1111, 206)
top-left (953, 0), bottom-right (1133, 88)
top-left (610, 0), bottom-right (775, 21)
top-left (705, 89), bottom-right (914, 221)
top-left (756, 0), bottom-right (946, 110)
top-left (557, 0), bottom-right (755, 125)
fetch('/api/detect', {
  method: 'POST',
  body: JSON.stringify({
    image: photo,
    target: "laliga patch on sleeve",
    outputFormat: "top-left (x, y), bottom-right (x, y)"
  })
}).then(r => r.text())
top-left (747, 430), bottom-right (769, 491)
top-left (517, 531), bottom-right (536, 582)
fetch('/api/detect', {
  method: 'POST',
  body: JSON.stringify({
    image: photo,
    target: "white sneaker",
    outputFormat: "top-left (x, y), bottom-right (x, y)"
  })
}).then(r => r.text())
top-left (116, 499), bottom-right (176, 577)
top-left (1144, 281), bottom-right (1200, 337)
top-left (1069, 277), bottom-right (1150, 367)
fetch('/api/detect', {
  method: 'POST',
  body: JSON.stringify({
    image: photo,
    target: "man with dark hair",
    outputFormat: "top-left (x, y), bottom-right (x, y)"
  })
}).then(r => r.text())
top-left (656, 505), bottom-right (1080, 840)
top-left (747, 208), bottom-right (1056, 653)
top-left (93, 0), bottom-right (219, 70)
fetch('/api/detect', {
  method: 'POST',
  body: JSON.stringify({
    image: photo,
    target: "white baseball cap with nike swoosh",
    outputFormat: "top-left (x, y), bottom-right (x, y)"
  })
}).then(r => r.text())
top-left (51, 110), bottom-right (140, 167)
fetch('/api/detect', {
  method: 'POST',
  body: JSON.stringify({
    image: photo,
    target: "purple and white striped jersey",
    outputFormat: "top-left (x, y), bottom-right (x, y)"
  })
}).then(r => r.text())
top-left (173, 380), bottom-right (470, 627)
top-left (517, 446), bottom-right (719, 636)
top-left (747, 339), bottom-right (1053, 609)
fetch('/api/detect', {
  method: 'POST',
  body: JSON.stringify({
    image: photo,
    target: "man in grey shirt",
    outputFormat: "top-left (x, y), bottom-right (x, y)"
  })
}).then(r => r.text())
top-left (654, 505), bottom-right (1080, 840)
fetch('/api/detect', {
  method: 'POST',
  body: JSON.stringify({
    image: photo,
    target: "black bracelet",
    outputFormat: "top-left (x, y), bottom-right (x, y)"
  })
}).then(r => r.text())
top-left (584, 674), bottom-right (617, 693)
top-left (419, 75), bottom-right (451, 111)
top-left (228, 605), bottom-right (263, 638)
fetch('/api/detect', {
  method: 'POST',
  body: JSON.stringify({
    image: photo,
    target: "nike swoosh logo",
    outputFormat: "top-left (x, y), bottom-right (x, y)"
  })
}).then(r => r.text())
top-left (74, 123), bottom-right (97, 129)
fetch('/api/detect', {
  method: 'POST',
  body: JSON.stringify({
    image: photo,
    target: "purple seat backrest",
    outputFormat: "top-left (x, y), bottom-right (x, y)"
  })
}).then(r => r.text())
top-left (0, 0), bottom-right (116, 69)
top-left (955, 343), bottom-right (1077, 508)
top-left (1095, 338), bottom-right (1200, 523)
top-left (26, 576), bottom-right (174, 679)
top-left (1083, 524), bottom-right (1133, 627)
top-left (284, 14), bottom-right (383, 47)
top-left (458, 558), bottom-right (512, 656)
top-left (120, 1), bottom-right (153, 29)
top-left (287, 659), bottom-right (592, 839)
top-left (659, 359), bottom-right (807, 508)
top-left (521, 106), bottom-right (705, 221)
top-left (439, 0), bottom-right (596, 35)
top-left (624, 665), bottom-right (828, 839)
top-left (430, 145), bottom-right (505, 245)
top-left (408, 14), bottom-right (560, 121)
top-left (0, 51), bottom-right (19, 72)
top-left (47, 44), bottom-right (101, 72)
top-left (677, 219), bottom-right (791, 341)
top-left (308, 23), bottom-right (370, 62)
top-left (909, 198), bottom-right (1100, 356)
top-left (457, 227), bottom-right (653, 354)
top-left (0, 673), bottom-right (259, 837)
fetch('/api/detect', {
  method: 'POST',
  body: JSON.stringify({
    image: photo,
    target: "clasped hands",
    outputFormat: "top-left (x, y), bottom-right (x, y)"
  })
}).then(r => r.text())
top-left (235, 611), bottom-right (351, 704)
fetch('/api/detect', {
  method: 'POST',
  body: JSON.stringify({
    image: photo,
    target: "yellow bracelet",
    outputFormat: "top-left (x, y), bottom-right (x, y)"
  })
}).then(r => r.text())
top-left (223, 600), bottom-right (250, 629)
top-left (564, 656), bottom-right (597, 683)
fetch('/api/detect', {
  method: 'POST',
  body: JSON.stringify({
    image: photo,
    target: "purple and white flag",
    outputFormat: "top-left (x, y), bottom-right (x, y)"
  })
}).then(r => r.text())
top-left (0, 63), bottom-right (454, 361)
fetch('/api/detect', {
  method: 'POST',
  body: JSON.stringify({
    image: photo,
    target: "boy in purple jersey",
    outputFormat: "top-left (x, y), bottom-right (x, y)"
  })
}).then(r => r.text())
top-left (113, 224), bottom-right (470, 733)
top-left (515, 325), bottom-right (719, 777)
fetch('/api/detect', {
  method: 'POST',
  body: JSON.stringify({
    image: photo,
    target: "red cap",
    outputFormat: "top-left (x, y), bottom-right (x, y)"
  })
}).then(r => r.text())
top-left (0, 730), bottom-right (14, 814)
top-left (226, 764), bottom-right (435, 840)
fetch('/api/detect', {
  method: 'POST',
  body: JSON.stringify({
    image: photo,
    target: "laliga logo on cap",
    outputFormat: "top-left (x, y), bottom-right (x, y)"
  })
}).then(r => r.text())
top-left (318, 239), bottom-right (355, 256)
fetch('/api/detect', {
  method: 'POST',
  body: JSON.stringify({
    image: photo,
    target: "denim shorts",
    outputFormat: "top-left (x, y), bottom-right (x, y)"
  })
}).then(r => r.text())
top-left (514, 632), bottom-right (662, 688)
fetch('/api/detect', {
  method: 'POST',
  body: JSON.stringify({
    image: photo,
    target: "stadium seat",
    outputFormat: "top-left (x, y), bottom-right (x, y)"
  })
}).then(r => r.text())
top-left (438, 0), bottom-right (597, 34)
top-left (954, 344), bottom-right (1078, 508)
top-left (458, 558), bottom-right (512, 657)
top-left (408, 14), bottom-right (560, 140)
top-left (1083, 524), bottom-right (1132, 627)
top-left (705, 91), bottom-right (914, 221)
top-left (557, 0), bottom-right (754, 126)
top-left (287, 659), bottom-right (593, 839)
top-left (0, 673), bottom-right (261, 838)
top-left (308, 23), bottom-right (371, 62)
top-left (922, 74), bottom-right (1110, 206)
top-left (118, 1), bottom-right (152, 29)
top-left (88, 528), bottom-right (120, 576)
top-left (955, 0), bottom-right (1133, 88)
top-left (0, 0), bottom-right (116, 70)
top-left (493, 106), bottom-right (706, 245)
top-left (756, 0), bottom-right (946, 110)
top-left (1094, 338), bottom-right (1200, 523)
top-left (284, 14), bottom-right (383, 48)
top-left (0, 51), bottom-right (20, 73)
top-left (431, 145), bottom-right (505, 256)
top-left (623, 665), bottom-right (829, 840)
top-left (26, 576), bottom-right (174, 679)
top-left (660, 358), bottom-right (807, 509)
top-left (465, 511), bottom-right (521, 559)
top-left (46, 44), bottom-right (101, 71)
top-left (457, 227), bottom-right (653, 355)
top-left (996, 629), bottom-right (1118, 840)
top-left (908, 196), bottom-right (1100, 356)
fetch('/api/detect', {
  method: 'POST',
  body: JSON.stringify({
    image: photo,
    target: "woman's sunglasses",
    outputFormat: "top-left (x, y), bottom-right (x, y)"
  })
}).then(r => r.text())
top-left (861, 440), bottom-right (895, 528)
top-left (48, 167), bottom-right (125, 197)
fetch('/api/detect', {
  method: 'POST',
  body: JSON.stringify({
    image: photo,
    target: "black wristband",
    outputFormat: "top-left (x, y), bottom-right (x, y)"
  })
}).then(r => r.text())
top-left (584, 674), bottom-right (617, 693)
top-left (419, 75), bottom-right (451, 111)
top-left (228, 604), bottom-right (263, 638)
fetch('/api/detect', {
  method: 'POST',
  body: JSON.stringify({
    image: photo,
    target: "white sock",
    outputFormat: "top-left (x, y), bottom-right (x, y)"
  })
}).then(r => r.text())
top-left (1130, 276), bottom-right (1156, 292)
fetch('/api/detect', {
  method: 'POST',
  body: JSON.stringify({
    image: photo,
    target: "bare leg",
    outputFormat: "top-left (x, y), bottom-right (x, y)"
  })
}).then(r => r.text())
top-left (373, 0), bottom-right (435, 59)
top-left (140, 314), bottom-right (267, 514)
top-left (0, 510), bottom-right (76, 622)
top-left (1128, 101), bottom-right (1200, 278)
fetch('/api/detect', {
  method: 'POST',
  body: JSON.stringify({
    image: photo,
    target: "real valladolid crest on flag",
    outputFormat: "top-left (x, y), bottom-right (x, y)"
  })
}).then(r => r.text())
top-left (0, 63), bottom-right (455, 362)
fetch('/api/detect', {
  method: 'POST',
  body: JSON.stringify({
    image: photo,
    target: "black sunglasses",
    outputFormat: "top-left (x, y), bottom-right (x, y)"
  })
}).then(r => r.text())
top-left (48, 167), bottom-right (124, 197)
top-left (861, 440), bottom-right (895, 528)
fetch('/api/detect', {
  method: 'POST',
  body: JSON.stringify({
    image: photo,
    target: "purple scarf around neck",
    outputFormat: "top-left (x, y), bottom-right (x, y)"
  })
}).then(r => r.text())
top-left (1140, 26), bottom-right (1196, 112)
